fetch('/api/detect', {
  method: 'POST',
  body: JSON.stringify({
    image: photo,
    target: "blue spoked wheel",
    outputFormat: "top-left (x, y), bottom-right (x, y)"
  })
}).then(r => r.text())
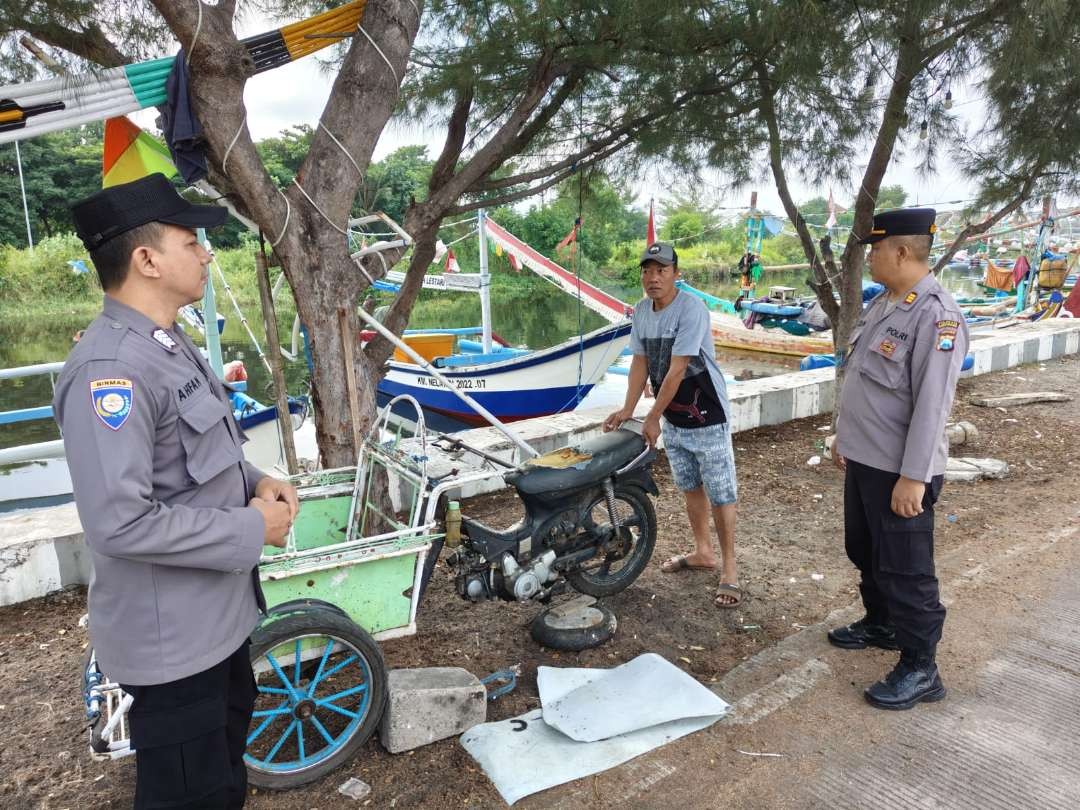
top-left (246, 608), bottom-right (387, 789)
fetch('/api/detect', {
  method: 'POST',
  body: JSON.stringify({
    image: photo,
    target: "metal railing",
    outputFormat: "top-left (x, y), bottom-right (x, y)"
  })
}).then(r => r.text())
top-left (0, 361), bottom-right (65, 464)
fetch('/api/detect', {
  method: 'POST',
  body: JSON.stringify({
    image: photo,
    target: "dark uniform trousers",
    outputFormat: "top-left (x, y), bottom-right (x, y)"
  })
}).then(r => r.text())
top-left (121, 641), bottom-right (255, 809)
top-left (844, 460), bottom-right (946, 653)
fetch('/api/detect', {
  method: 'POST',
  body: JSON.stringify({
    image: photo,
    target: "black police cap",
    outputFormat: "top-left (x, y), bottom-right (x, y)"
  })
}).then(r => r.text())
top-left (71, 173), bottom-right (228, 251)
top-left (639, 242), bottom-right (678, 267)
top-left (858, 207), bottom-right (937, 245)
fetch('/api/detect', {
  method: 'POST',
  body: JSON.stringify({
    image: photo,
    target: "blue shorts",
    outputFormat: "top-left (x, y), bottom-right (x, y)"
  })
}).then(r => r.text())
top-left (661, 420), bottom-right (738, 506)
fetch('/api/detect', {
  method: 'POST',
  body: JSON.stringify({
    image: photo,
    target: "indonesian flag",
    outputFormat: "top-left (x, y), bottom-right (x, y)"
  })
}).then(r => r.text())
top-left (507, 252), bottom-right (521, 272)
top-left (555, 216), bottom-right (581, 258)
top-left (445, 247), bottom-right (460, 273)
top-left (647, 198), bottom-right (656, 244)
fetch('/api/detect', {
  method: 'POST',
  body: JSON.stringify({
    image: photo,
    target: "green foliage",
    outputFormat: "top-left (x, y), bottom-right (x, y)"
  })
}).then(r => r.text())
top-left (0, 125), bottom-right (104, 248)
top-left (0, 235), bottom-right (290, 317)
top-left (0, 232), bottom-right (99, 313)
top-left (359, 145), bottom-right (433, 225)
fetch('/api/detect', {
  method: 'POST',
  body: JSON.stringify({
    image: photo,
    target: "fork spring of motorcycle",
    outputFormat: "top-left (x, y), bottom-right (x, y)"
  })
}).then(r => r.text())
top-left (603, 480), bottom-right (621, 528)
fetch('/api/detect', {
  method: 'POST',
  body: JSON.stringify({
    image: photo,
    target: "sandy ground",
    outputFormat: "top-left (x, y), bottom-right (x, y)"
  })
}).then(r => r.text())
top-left (1, 353), bottom-right (1078, 809)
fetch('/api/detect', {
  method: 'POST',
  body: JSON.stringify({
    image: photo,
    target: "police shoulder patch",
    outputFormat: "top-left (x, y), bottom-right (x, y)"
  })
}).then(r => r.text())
top-left (90, 378), bottom-right (134, 430)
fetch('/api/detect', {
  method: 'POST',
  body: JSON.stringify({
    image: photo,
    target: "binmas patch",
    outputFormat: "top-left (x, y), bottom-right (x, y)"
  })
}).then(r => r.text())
top-left (90, 378), bottom-right (134, 430)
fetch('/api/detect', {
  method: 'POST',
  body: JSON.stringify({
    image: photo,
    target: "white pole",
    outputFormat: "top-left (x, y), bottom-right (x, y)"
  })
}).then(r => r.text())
top-left (478, 208), bottom-right (493, 353)
top-left (14, 142), bottom-right (34, 251)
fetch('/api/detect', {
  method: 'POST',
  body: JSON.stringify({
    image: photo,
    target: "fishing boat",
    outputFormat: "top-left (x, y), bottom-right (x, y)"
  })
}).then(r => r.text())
top-left (365, 213), bottom-right (631, 430)
top-left (709, 312), bottom-right (834, 356)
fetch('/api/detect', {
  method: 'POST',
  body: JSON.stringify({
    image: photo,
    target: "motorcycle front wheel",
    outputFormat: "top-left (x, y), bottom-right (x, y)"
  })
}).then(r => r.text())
top-left (567, 484), bottom-right (657, 597)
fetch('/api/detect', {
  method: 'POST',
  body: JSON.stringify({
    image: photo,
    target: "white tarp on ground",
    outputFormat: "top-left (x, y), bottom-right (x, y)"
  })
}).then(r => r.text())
top-left (459, 653), bottom-right (730, 805)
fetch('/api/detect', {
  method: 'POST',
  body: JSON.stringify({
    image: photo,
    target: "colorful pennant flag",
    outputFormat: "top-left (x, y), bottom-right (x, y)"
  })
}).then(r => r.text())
top-left (102, 116), bottom-right (178, 188)
top-left (508, 252), bottom-right (521, 272)
top-left (647, 198), bottom-right (656, 244)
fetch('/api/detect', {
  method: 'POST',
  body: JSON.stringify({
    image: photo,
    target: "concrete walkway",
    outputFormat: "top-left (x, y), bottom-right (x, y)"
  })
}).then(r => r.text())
top-left (530, 506), bottom-right (1080, 809)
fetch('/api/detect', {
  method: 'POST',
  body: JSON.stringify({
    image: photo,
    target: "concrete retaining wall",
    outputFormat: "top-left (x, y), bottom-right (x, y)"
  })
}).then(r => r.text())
top-left (2, 318), bottom-right (1078, 608)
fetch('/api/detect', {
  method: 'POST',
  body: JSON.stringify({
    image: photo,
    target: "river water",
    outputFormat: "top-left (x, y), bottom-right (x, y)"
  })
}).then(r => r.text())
top-left (0, 265), bottom-right (990, 508)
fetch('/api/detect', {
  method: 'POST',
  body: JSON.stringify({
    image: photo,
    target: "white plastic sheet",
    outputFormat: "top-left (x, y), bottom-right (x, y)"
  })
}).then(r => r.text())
top-left (459, 653), bottom-right (730, 805)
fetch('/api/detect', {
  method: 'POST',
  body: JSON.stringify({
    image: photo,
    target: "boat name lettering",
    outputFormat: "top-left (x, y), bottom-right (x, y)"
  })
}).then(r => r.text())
top-left (415, 376), bottom-right (487, 390)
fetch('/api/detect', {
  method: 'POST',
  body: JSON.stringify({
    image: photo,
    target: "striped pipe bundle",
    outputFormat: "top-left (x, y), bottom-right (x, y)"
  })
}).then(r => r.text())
top-left (0, 0), bottom-right (366, 144)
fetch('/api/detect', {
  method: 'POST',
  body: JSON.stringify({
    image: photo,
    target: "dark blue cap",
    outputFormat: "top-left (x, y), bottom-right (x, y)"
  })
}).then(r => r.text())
top-left (858, 207), bottom-right (937, 245)
top-left (72, 173), bottom-right (227, 251)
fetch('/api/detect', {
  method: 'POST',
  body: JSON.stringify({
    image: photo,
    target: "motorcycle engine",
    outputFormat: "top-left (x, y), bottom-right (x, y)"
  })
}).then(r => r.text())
top-left (498, 550), bottom-right (557, 601)
top-left (448, 547), bottom-right (558, 602)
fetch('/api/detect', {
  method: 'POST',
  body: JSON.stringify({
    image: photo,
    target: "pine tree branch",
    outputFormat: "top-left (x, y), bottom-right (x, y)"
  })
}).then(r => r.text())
top-left (427, 82), bottom-right (474, 194)
top-left (931, 171), bottom-right (1041, 273)
top-left (446, 136), bottom-right (631, 215)
top-left (473, 67), bottom-right (754, 194)
top-left (11, 19), bottom-right (129, 68)
top-left (754, 61), bottom-right (839, 323)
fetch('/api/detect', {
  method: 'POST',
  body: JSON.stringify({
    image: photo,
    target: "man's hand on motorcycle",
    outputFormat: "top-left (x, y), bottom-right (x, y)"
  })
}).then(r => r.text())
top-left (642, 414), bottom-right (661, 447)
top-left (603, 408), bottom-right (632, 432)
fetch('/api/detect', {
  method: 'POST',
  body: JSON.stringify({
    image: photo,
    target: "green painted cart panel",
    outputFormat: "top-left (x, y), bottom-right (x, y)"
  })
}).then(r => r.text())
top-left (261, 494), bottom-right (353, 558)
top-left (261, 551), bottom-right (419, 634)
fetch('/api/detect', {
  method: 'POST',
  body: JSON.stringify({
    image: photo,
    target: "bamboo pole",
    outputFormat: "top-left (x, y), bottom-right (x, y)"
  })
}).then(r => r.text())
top-left (255, 247), bottom-right (299, 475)
top-left (338, 308), bottom-right (364, 458)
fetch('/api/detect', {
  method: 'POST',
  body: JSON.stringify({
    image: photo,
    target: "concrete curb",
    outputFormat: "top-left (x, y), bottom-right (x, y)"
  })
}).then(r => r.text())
top-left (2, 319), bottom-right (1079, 608)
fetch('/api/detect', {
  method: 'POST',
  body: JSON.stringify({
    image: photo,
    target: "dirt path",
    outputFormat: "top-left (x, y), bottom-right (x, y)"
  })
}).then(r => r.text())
top-left (1, 354), bottom-right (1078, 809)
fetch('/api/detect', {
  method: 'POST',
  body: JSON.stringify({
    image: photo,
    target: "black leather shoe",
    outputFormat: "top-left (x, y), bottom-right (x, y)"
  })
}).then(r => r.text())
top-left (827, 618), bottom-right (900, 650)
top-left (864, 650), bottom-right (947, 710)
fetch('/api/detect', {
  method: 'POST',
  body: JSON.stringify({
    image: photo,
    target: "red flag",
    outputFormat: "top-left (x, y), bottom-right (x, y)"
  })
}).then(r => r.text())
top-left (508, 252), bottom-right (521, 272)
top-left (647, 198), bottom-right (656, 244)
top-left (445, 247), bottom-right (460, 273)
top-left (556, 217), bottom-right (581, 258)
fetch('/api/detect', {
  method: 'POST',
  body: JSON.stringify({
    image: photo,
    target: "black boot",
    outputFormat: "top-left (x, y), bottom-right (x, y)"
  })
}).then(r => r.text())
top-left (827, 617), bottom-right (900, 650)
top-left (864, 649), bottom-right (946, 710)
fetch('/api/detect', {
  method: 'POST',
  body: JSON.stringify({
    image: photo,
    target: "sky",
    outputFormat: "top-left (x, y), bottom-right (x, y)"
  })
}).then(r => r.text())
top-left (126, 17), bottom-right (1009, 225)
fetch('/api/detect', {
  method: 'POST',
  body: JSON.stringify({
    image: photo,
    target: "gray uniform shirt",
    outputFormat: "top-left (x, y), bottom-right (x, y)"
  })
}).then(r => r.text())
top-left (836, 272), bottom-right (969, 482)
top-left (630, 291), bottom-right (731, 428)
top-left (53, 296), bottom-right (267, 685)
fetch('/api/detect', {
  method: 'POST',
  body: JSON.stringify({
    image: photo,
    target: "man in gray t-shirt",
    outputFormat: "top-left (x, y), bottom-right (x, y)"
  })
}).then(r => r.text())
top-left (604, 243), bottom-right (742, 609)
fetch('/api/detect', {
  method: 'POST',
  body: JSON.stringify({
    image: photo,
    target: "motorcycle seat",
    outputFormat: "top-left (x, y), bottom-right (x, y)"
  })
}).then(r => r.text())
top-left (507, 429), bottom-right (648, 495)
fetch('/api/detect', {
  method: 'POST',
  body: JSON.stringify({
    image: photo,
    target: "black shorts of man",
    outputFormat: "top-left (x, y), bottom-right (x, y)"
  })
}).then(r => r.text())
top-left (54, 173), bottom-right (298, 807)
top-left (829, 208), bottom-right (969, 710)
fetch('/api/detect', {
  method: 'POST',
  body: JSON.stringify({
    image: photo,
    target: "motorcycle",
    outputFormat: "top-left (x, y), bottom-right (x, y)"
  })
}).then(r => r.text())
top-left (445, 426), bottom-right (659, 603)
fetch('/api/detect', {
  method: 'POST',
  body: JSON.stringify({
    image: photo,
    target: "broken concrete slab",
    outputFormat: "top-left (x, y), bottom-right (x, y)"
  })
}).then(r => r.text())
top-left (970, 392), bottom-right (1072, 407)
top-left (379, 667), bottom-right (486, 754)
top-left (946, 457), bottom-right (1009, 482)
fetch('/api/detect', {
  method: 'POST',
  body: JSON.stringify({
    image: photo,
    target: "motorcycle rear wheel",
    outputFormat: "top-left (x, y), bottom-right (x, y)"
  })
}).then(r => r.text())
top-left (567, 484), bottom-right (656, 597)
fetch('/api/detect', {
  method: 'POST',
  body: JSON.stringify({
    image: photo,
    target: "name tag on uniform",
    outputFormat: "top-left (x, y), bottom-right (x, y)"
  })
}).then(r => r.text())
top-left (91, 378), bottom-right (134, 430)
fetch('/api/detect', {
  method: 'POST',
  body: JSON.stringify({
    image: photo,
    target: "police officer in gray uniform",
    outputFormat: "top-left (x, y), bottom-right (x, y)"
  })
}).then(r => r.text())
top-left (828, 208), bottom-right (969, 710)
top-left (54, 173), bottom-right (298, 808)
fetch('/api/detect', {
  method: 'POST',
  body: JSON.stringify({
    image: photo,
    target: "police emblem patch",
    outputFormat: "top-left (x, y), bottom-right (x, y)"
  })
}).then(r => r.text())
top-left (152, 328), bottom-right (177, 349)
top-left (878, 339), bottom-right (897, 356)
top-left (90, 378), bottom-right (133, 430)
top-left (936, 320), bottom-right (958, 352)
